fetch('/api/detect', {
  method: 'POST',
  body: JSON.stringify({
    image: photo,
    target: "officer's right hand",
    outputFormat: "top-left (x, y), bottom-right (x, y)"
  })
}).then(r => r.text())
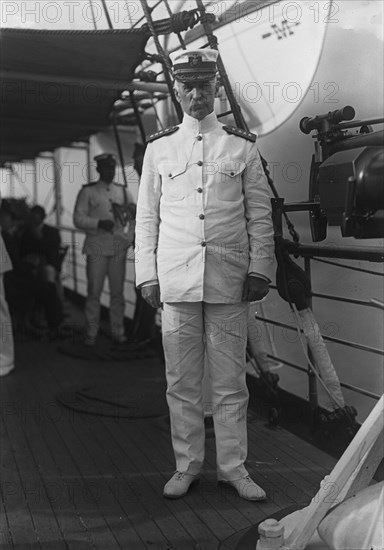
top-left (141, 284), bottom-right (162, 309)
top-left (98, 219), bottom-right (114, 232)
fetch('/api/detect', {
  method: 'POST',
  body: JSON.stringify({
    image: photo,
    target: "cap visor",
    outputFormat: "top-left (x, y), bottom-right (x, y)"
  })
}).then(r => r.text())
top-left (175, 73), bottom-right (216, 82)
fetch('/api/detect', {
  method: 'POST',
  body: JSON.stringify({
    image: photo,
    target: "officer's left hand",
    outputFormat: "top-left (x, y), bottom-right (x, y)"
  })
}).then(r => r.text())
top-left (242, 275), bottom-right (270, 302)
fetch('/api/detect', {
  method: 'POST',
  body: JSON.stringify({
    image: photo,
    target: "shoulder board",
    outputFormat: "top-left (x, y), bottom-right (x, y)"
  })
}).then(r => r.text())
top-left (146, 126), bottom-right (179, 143)
top-left (223, 125), bottom-right (256, 142)
top-left (82, 182), bottom-right (97, 187)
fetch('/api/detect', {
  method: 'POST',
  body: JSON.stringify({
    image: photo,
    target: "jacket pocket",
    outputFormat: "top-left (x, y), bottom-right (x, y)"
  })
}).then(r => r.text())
top-left (159, 163), bottom-right (186, 201)
top-left (216, 160), bottom-right (246, 201)
top-left (221, 244), bottom-right (249, 279)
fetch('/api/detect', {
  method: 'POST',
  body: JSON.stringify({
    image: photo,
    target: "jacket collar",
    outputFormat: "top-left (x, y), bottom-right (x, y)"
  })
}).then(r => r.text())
top-left (181, 111), bottom-right (218, 134)
top-left (97, 179), bottom-right (114, 187)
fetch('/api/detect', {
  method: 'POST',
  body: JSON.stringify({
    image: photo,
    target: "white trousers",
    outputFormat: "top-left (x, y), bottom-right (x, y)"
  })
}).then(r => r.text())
top-left (162, 301), bottom-right (249, 481)
top-left (85, 254), bottom-right (126, 339)
top-left (0, 275), bottom-right (14, 373)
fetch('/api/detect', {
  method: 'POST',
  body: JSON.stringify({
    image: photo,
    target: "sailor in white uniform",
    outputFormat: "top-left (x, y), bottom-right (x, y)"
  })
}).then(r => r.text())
top-left (135, 49), bottom-right (274, 500)
top-left (73, 154), bottom-right (135, 345)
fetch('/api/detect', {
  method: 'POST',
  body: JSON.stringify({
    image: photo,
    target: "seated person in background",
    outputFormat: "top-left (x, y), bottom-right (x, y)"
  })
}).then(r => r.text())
top-left (0, 207), bottom-right (35, 329)
top-left (20, 205), bottom-right (62, 283)
top-left (4, 205), bottom-right (64, 338)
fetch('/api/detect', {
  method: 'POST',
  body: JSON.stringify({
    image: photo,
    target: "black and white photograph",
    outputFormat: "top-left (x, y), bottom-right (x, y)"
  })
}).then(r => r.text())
top-left (0, 1), bottom-right (383, 548)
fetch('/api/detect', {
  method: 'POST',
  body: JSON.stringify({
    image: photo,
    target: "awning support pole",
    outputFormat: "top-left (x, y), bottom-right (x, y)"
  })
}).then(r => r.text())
top-left (130, 91), bottom-right (147, 145)
top-left (33, 159), bottom-right (38, 203)
top-left (53, 150), bottom-right (62, 227)
top-left (112, 122), bottom-right (129, 189)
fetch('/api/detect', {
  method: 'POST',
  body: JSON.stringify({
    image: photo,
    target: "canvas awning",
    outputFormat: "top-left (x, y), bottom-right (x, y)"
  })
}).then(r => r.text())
top-left (0, 27), bottom-right (150, 165)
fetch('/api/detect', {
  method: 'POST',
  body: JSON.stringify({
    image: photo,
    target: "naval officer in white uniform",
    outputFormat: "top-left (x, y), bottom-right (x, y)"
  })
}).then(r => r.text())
top-left (73, 153), bottom-right (135, 346)
top-left (135, 49), bottom-right (274, 500)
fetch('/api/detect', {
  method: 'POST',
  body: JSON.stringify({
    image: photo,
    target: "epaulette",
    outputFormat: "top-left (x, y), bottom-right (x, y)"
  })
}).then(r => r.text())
top-left (146, 126), bottom-right (179, 143)
top-left (223, 125), bottom-right (256, 142)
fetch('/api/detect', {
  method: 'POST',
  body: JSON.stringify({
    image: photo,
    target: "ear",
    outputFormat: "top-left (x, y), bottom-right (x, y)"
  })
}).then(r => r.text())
top-left (173, 82), bottom-right (181, 103)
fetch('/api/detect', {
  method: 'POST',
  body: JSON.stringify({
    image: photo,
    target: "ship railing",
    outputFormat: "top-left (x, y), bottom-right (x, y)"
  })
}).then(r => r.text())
top-left (259, 241), bottom-right (383, 419)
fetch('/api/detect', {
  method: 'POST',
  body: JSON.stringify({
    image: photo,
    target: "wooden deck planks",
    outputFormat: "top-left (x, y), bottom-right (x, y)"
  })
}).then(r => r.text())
top-left (26, 349), bottom-right (151, 550)
top-left (47, 344), bottom-right (197, 550)
top-left (1, 372), bottom-right (67, 549)
top-left (122, 419), bottom-right (234, 547)
top-left (246, 427), bottom-right (323, 502)
top-left (3, 352), bottom-right (109, 549)
top-left (139, 418), bottom-right (280, 530)
top-left (0, 400), bottom-right (15, 550)
top-left (0, 338), bottom-right (336, 549)
top-left (0, 406), bottom-right (32, 550)
top-left (100, 411), bottom-right (219, 549)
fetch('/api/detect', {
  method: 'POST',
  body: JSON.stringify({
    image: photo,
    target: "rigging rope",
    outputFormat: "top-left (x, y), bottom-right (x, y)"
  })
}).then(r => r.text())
top-left (139, 0), bottom-right (183, 121)
top-left (124, 0), bottom-right (134, 27)
top-left (141, 9), bottom-right (210, 36)
top-left (162, 0), bottom-right (186, 49)
top-left (100, 0), bottom-right (113, 30)
top-left (89, 0), bottom-right (98, 30)
top-left (261, 156), bottom-right (300, 243)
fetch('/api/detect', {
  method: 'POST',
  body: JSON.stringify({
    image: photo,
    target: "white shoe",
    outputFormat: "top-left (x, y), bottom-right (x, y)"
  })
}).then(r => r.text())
top-left (0, 364), bottom-right (15, 377)
top-left (219, 475), bottom-right (267, 501)
top-left (163, 471), bottom-right (200, 499)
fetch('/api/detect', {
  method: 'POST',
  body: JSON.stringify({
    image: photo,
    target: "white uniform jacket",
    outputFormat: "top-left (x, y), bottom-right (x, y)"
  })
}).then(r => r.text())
top-left (135, 112), bottom-right (275, 303)
top-left (73, 180), bottom-right (134, 257)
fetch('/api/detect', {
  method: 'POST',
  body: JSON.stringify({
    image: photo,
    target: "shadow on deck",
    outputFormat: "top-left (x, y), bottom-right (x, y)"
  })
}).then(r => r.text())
top-left (0, 300), bottom-right (337, 550)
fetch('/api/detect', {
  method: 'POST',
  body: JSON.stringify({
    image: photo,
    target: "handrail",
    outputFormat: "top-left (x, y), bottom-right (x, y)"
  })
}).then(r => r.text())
top-left (313, 257), bottom-right (384, 277)
top-left (266, 355), bottom-right (381, 400)
top-left (284, 240), bottom-right (384, 262)
top-left (309, 292), bottom-right (380, 307)
top-left (256, 315), bottom-right (384, 357)
top-left (269, 284), bottom-right (382, 309)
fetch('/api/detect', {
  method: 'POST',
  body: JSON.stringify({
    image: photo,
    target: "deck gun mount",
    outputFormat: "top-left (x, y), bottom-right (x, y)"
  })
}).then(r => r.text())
top-left (300, 106), bottom-right (384, 240)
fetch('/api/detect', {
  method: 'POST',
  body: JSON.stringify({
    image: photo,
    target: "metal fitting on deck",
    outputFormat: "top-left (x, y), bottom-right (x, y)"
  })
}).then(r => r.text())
top-left (256, 518), bottom-right (284, 549)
